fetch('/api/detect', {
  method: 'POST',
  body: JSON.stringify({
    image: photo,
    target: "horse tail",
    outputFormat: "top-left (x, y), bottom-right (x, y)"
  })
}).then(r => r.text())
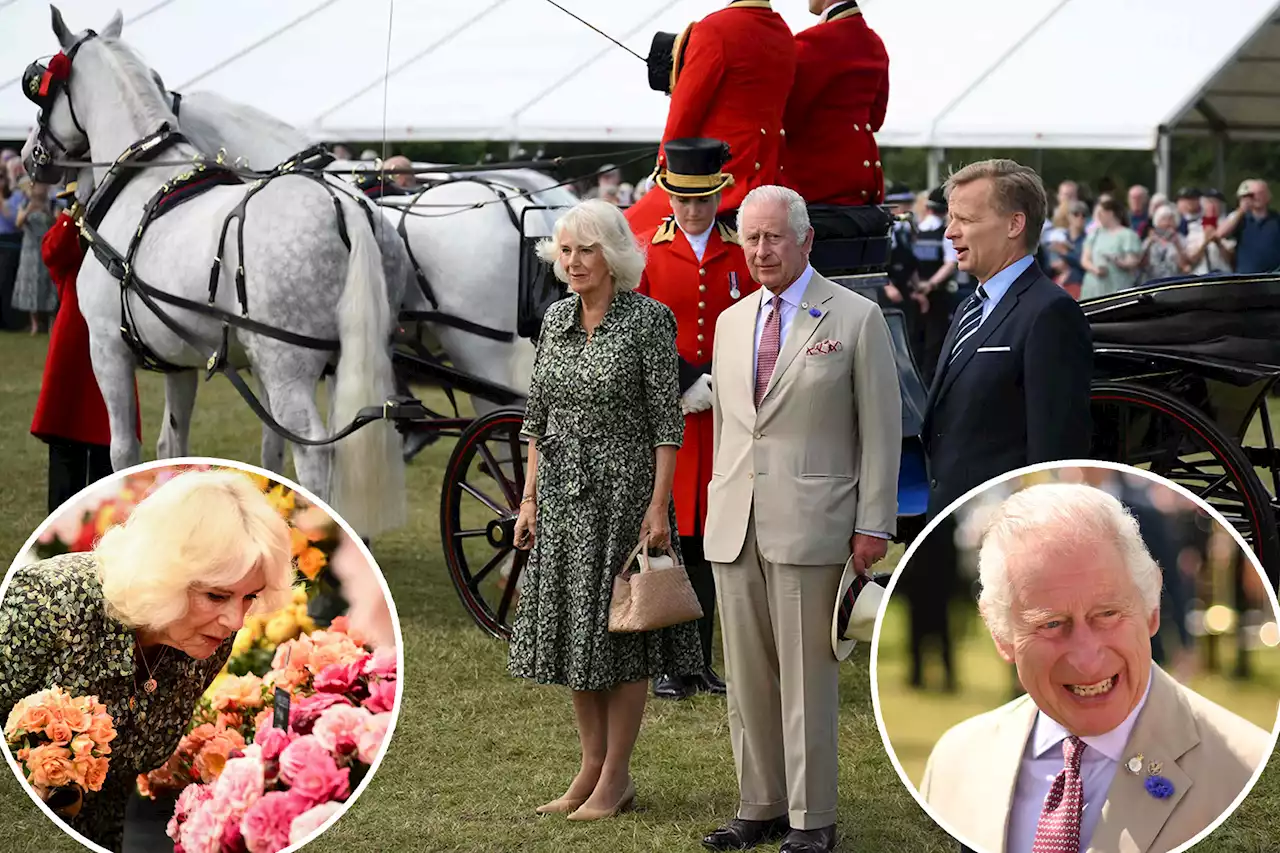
top-left (329, 197), bottom-right (407, 537)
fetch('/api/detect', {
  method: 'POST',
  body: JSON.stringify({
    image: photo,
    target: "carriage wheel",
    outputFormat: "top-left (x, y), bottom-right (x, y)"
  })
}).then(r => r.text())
top-left (1091, 381), bottom-right (1280, 586)
top-left (440, 408), bottom-right (529, 639)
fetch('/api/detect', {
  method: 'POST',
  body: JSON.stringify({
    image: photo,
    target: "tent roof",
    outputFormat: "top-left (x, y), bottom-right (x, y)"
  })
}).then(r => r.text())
top-left (3, 0), bottom-right (1280, 149)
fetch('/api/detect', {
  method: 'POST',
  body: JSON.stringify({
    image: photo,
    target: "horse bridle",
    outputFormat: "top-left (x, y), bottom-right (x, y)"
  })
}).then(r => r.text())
top-left (22, 30), bottom-right (98, 177)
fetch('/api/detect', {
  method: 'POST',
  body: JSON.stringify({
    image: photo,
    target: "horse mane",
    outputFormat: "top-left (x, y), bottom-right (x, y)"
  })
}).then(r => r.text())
top-left (94, 35), bottom-right (176, 131)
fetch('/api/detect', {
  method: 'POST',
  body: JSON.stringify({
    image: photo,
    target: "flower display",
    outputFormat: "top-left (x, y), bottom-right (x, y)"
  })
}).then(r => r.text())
top-left (4, 687), bottom-right (116, 813)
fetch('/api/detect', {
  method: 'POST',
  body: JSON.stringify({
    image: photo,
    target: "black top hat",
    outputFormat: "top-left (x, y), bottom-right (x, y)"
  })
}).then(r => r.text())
top-left (883, 181), bottom-right (914, 204)
top-left (647, 23), bottom-right (694, 95)
top-left (657, 138), bottom-right (735, 198)
top-left (1175, 186), bottom-right (1202, 200)
top-left (927, 186), bottom-right (947, 211)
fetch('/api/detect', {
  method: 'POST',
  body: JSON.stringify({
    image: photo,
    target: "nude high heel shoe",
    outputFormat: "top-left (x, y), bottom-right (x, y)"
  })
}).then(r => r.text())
top-left (566, 779), bottom-right (636, 821)
top-left (535, 795), bottom-right (588, 815)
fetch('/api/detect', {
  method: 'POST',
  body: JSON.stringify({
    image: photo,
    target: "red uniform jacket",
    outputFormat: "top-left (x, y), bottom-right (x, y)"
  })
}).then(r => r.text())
top-left (626, 1), bottom-right (797, 236)
top-left (31, 211), bottom-right (141, 446)
top-left (637, 218), bottom-right (757, 536)
top-left (782, 6), bottom-right (889, 205)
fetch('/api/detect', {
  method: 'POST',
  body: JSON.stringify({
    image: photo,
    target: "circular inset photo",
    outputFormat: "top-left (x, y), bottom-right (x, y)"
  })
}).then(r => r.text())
top-left (872, 462), bottom-right (1280, 853)
top-left (1, 459), bottom-right (402, 853)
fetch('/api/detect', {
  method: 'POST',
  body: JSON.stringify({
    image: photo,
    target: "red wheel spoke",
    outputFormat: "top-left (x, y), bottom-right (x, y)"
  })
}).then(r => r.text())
top-left (452, 528), bottom-right (490, 539)
top-left (476, 440), bottom-right (518, 508)
top-left (459, 481), bottom-right (508, 516)
top-left (471, 546), bottom-right (513, 589)
top-left (508, 431), bottom-right (526, 494)
top-left (497, 552), bottom-right (526, 625)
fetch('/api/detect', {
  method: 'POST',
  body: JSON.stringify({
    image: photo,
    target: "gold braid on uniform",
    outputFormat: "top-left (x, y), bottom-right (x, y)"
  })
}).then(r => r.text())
top-left (652, 217), bottom-right (678, 244)
top-left (716, 221), bottom-right (741, 246)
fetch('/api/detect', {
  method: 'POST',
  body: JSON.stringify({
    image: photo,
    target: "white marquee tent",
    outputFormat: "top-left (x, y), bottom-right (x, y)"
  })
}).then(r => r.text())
top-left (3, 0), bottom-right (1280, 191)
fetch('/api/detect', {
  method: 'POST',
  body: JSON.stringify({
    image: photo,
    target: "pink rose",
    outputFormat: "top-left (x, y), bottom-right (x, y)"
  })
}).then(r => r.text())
top-left (313, 657), bottom-right (368, 695)
top-left (174, 783), bottom-right (214, 822)
top-left (253, 727), bottom-right (293, 762)
top-left (362, 646), bottom-right (397, 681)
top-left (287, 801), bottom-right (345, 847)
top-left (211, 755), bottom-right (264, 816)
top-left (356, 713), bottom-right (392, 766)
top-left (361, 679), bottom-right (396, 715)
top-left (289, 693), bottom-right (352, 735)
top-left (312, 705), bottom-right (371, 756)
top-left (278, 737), bottom-right (330, 785)
top-left (287, 752), bottom-right (350, 806)
top-left (180, 801), bottom-right (228, 853)
top-left (240, 790), bottom-right (312, 853)
top-left (221, 817), bottom-right (248, 853)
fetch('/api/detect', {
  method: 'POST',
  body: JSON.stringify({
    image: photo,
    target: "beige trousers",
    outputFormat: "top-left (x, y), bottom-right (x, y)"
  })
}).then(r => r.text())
top-left (712, 515), bottom-right (843, 830)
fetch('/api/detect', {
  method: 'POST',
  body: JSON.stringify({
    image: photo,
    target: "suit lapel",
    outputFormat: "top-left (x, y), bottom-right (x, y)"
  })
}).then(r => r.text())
top-left (1087, 668), bottom-right (1199, 853)
top-left (761, 273), bottom-right (831, 404)
top-left (973, 696), bottom-right (1038, 853)
top-left (935, 264), bottom-right (1040, 405)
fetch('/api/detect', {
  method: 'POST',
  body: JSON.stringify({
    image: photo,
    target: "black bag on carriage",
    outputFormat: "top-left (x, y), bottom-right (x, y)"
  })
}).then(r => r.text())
top-left (806, 204), bottom-right (894, 277)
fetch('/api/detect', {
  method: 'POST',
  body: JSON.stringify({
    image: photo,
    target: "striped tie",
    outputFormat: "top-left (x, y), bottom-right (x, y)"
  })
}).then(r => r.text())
top-left (754, 295), bottom-right (783, 408)
top-left (946, 284), bottom-right (990, 366)
top-left (1031, 736), bottom-right (1086, 853)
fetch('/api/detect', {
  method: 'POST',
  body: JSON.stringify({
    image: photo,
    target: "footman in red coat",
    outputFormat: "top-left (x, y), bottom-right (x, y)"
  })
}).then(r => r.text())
top-left (783, 1), bottom-right (889, 205)
top-left (31, 202), bottom-right (141, 514)
top-left (636, 139), bottom-right (758, 701)
top-left (628, 0), bottom-right (796, 237)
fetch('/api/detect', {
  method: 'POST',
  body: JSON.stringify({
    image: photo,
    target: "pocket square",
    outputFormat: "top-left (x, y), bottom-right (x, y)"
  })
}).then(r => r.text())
top-left (975, 345), bottom-right (1012, 353)
top-left (807, 339), bottom-right (843, 356)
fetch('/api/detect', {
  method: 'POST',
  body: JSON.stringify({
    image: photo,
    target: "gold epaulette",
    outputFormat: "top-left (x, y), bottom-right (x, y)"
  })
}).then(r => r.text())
top-left (716, 220), bottom-right (741, 246)
top-left (652, 217), bottom-right (678, 244)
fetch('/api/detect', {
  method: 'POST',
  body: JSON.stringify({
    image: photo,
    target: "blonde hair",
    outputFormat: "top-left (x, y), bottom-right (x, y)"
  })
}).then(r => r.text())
top-left (976, 483), bottom-right (1162, 643)
top-left (536, 199), bottom-right (645, 292)
top-left (944, 159), bottom-right (1048, 251)
top-left (93, 470), bottom-right (295, 630)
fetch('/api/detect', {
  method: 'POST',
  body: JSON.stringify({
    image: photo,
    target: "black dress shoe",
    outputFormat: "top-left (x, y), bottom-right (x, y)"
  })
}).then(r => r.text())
top-left (780, 825), bottom-right (836, 853)
top-left (702, 816), bottom-right (790, 851)
top-left (653, 674), bottom-right (689, 700)
top-left (696, 667), bottom-right (727, 695)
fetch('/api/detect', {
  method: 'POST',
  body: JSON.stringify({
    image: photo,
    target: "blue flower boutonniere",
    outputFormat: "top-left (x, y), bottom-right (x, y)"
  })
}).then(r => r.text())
top-left (809, 307), bottom-right (822, 318)
top-left (1144, 775), bottom-right (1174, 799)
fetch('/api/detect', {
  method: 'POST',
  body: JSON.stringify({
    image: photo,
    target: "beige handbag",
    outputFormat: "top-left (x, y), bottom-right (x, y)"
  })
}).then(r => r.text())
top-left (608, 538), bottom-right (704, 633)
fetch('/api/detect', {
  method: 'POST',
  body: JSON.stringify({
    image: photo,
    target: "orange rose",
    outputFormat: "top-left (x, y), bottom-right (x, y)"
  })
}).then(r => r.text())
top-left (69, 735), bottom-right (94, 756)
top-left (83, 756), bottom-right (108, 792)
top-left (86, 714), bottom-right (116, 748)
top-left (212, 674), bottom-right (265, 711)
top-left (60, 703), bottom-right (87, 734)
top-left (193, 729), bottom-right (245, 783)
top-left (18, 704), bottom-right (53, 735)
top-left (45, 721), bottom-right (74, 744)
top-left (25, 743), bottom-right (74, 790)
top-left (297, 547), bottom-right (327, 581)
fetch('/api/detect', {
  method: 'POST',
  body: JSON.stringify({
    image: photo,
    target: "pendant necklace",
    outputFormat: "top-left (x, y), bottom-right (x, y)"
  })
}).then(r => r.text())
top-left (137, 643), bottom-right (167, 695)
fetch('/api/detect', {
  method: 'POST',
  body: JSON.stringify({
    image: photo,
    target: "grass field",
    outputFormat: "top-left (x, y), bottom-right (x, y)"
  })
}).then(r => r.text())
top-left (0, 333), bottom-right (954, 853)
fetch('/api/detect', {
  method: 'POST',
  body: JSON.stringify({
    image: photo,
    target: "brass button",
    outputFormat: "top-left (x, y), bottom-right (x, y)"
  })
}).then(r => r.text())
top-left (864, 160), bottom-right (871, 168)
top-left (747, 473), bottom-right (754, 480)
top-left (755, 162), bottom-right (761, 170)
top-left (698, 301), bottom-right (706, 309)
top-left (760, 127), bottom-right (767, 135)
top-left (697, 333), bottom-right (705, 341)
top-left (861, 190), bottom-right (869, 197)
top-left (699, 284), bottom-right (707, 292)
top-left (697, 349), bottom-right (704, 358)
top-left (780, 128), bottom-right (786, 137)
top-left (853, 123), bottom-right (860, 131)
top-left (754, 431), bottom-right (763, 439)
top-left (699, 268), bottom-right (706, 276)
top-left (697, 318), bottom-right (705, 326)
top-left (875, 160), bottom-right (881, 168)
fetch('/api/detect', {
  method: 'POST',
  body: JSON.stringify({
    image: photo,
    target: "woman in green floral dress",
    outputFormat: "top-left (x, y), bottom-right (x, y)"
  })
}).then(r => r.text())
top-left (509, 199), bottom-right (704, 821)
top-left (0, 470), bottom-right (295, 851)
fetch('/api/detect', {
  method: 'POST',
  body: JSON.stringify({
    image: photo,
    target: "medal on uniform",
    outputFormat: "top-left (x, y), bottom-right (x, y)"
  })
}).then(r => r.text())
top-left (729, 271), bottom-right (740, 300)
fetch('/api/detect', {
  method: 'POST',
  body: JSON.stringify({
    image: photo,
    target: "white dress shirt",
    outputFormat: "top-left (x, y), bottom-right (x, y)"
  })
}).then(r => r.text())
top-left (683, 222), bottom-right (714, 262)
top-left (1006, 671), bottom-right (1154, 853)
top-left (752, 264), bottom-right (889, 541)
top-left (975, 253), bottom-right (1034, 324)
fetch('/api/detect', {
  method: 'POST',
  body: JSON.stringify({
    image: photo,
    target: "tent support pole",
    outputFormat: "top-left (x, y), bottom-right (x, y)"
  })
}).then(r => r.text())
top-left (1214, 132), bottom-right (1227, 193)
top-left (1154, 129), bottom-right (1172, 198)
top-left (927, 148), bottom-right (946, 190)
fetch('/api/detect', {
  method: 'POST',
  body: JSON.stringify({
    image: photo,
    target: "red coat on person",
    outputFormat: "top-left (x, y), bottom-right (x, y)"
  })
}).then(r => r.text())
top-left (31, 210), bottom-right (141, 446)
top-left (637, 217), bottom-right (757, 536)
top-left (782, 3), bottom-right (889, 206)
top-left (626, 0), bottom-right (796, 237)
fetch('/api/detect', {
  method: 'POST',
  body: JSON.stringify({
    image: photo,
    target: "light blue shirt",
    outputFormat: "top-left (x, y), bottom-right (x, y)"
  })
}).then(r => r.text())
top-left (978, 254), bottom-right (1034, 324)
top-left (1006, 670), bottom-right (1154, 853)
top-left (752, 264), bottom-right (815, 369)
top-left (751, 263), bottom-right (888, 541)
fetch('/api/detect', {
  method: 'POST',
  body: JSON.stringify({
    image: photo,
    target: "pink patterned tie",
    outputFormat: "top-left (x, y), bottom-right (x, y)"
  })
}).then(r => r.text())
top-left (1032, 736), bottom-right (1086, 853)
top-left (755, 295), bottom-right (783, 408)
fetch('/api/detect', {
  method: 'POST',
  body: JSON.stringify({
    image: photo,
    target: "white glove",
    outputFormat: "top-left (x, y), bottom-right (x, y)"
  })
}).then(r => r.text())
top-left (681, 373), bottom-right (713, 415)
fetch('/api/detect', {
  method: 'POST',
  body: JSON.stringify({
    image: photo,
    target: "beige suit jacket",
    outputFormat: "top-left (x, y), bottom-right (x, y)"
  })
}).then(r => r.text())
top-left (703, 271), bottom-right (901, 566)
top-left (919, 665), bottom-right (1274, 853)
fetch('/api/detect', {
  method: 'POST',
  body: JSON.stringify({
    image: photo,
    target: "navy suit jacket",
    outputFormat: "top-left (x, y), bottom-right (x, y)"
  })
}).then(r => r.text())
top-left (923, 262), bottom-right (1093, 518)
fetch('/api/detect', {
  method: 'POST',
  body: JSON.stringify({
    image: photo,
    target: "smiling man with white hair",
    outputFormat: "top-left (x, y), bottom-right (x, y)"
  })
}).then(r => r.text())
top-left (701, 184), bottom-right (901, 853)
top-left (920, 483), bottom-right (1272, 853)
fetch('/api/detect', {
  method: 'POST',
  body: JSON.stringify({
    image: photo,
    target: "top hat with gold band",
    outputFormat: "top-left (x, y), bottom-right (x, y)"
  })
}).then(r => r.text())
top-left (656, 138), bottom-right (735, 198)
top-left (647, 22), bottom-right (694, 95)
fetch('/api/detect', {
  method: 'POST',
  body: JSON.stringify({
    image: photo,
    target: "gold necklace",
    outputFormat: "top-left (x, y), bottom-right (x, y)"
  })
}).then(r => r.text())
top-left (136, 644), bottom-right (167, 695)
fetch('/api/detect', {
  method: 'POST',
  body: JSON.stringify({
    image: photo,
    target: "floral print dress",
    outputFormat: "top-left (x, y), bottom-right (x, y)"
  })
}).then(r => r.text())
top-left (0, 553), bottom-right (232, 852)
top-left (508, 291), bottom-right (705, 691)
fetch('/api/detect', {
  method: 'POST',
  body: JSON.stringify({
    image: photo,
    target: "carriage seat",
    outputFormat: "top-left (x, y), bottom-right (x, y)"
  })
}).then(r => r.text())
top-left (807, 204), bottom-right (893, 277)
